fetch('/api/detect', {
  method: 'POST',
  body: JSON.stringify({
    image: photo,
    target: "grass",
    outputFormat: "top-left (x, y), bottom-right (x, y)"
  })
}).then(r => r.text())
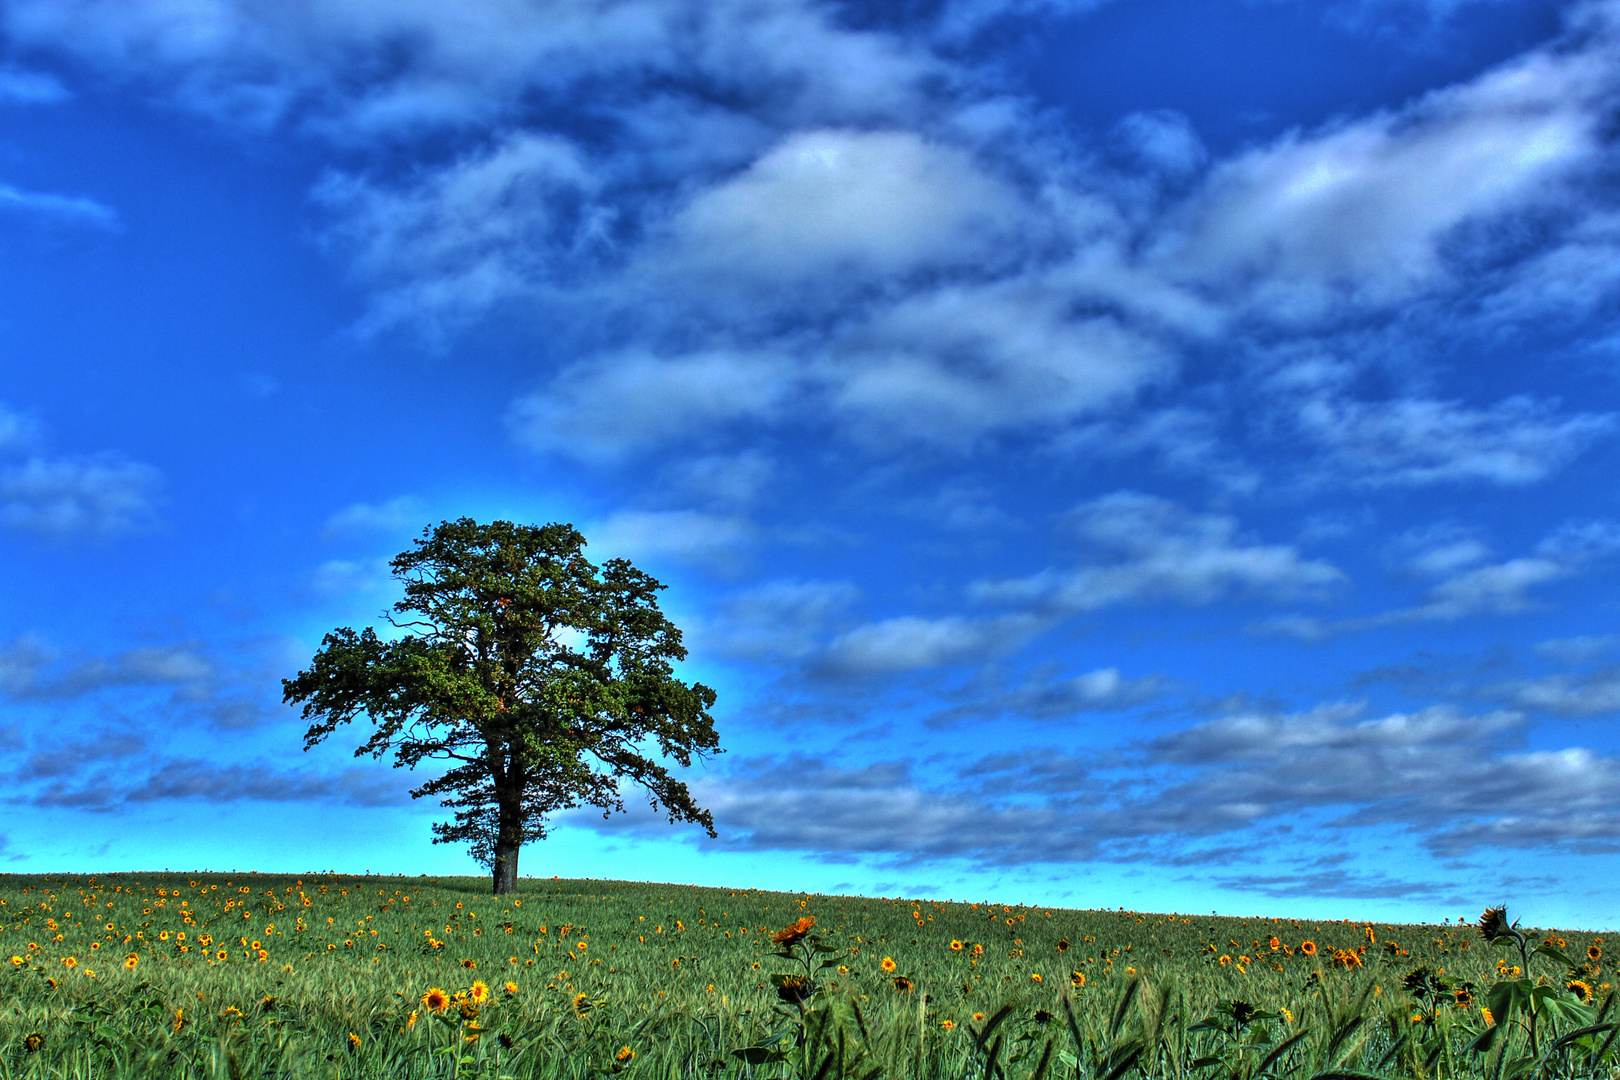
top-left (0, 871), bottom-right (1610, 1078)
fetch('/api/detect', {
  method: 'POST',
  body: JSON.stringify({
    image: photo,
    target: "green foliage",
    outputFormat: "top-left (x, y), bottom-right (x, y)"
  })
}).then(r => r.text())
top-left (0, 873), bottom-right (1612, 1079)
top-left (283, 519), bottom-right (721, 892)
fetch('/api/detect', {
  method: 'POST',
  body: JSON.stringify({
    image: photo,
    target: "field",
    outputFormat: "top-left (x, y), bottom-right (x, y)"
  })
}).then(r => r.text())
top-left (0, 872), bottom-right (1610, 1079)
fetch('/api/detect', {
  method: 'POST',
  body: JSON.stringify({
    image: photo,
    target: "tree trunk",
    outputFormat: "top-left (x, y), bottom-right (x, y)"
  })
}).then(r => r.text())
top-left (491, 785), bottom-right (522, 895)
top-left (492, 839), bottom-right (519, 894)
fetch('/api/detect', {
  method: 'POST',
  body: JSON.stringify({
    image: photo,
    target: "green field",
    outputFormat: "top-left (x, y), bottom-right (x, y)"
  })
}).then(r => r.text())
top-left (0, 872), bottom-right (1609, 1079)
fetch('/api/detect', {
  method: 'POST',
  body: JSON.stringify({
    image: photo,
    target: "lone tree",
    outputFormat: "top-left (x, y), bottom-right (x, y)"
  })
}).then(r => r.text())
top-left (283, 518), bottom-right (721, 894)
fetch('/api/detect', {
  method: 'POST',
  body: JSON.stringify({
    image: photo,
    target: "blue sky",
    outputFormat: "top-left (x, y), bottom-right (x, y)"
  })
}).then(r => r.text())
top-left (3, 0), bottom-right (1619, 927)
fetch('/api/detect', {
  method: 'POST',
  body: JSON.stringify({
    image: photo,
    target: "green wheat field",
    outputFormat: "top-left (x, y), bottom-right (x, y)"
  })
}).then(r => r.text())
top-left (0, 872), bottom-right (1609, 1079)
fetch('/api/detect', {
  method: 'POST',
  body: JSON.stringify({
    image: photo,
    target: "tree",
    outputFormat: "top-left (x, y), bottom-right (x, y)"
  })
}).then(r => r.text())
top-left (282, 518), bottom-right (721, 895)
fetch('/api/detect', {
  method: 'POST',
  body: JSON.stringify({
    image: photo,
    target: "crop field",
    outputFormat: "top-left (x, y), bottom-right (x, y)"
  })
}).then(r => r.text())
top-left (0, 872), bottom-right (1610, 1079)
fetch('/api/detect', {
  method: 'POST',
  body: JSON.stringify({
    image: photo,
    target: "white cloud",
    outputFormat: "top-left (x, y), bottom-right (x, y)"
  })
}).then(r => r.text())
top-left (0, 455), bottom-right (162, 540)
top-left (659, 128), bottom-right (1027, 289)
top-left (1161, 28), bottom-right (1614, 316)
top-left (1534, 634), bottom-right (1620, 663)
top-left (588, 509), bottom-right (754, 569)
top-left (0, 183), bottom-right (117, 227)
top-left (3, 0), bottom-right (934, 137)
top-left (1113, 110), bottom-right (1207, 177)
top-left (0, 405), bottom-right (37, 452)
top-left (699, 579), bottom-right (860, 660)
top-left (310, 557), bottom-right (395, 595)
top-left (0, 637), bottom-right (212, 700)
top-left (321, 496), bottom-right (425, 539)
top-left (0, 67), bottom-right (69, 104)
top-left (827, 284), bottom-right (1173, 449)
top-left (1495, 668), bottom-right (1620, 716)
top-left (620, 700), bottom-right (1620, 865)
top-left (1261, 519), bottom-right (1620, 637)
top-left (975, 492), bottom-right (1345, 612)
top-left (819, 613), bottom-right (1044, 676)
top-left (511, 350), bottom-right (794, 463)
top-left (315, 132), bottom-right (597, 333)
top-left (1295, 394), bottom-right (1614, 486)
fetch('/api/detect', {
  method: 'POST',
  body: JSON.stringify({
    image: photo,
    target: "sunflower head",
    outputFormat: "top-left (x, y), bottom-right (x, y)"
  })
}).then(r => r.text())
top-left (1568, 979), bottom-right (1595, 1004)
top-left (1057, 938), bottom-right (1070, 952)
top-left (469, 980), bottom-right (490, 1004)
top-left (1589, 944), bottom-right (1603, 961)
top-left (880, 956), bottom-right (897, 973)
top-left (771, 916), bottom-right (816, 947)
top-left (1300, 941), bottom-right (1318, 956)
top-left (892, 976), bottom-right (914, 993)
top-left (1476, 906), bottom-right (1510, 942)
top-left (775, 974), bottom-right (814, 1004)
top-left (950, 940), bottom-right (964, 952)
top-left (23, 1033), bottom-right (43, 1053)
top-left (422, 988), bottom-right (450, 1014)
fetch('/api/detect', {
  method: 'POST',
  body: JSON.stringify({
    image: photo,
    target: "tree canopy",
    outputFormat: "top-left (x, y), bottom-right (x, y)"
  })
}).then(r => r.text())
top-left (282, 518), bottom-right (721, 893)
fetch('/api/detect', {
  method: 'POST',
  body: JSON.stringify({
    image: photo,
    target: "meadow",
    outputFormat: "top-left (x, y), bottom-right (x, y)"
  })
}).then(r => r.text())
top-left (0, 872), bottom-right (1609, 1079)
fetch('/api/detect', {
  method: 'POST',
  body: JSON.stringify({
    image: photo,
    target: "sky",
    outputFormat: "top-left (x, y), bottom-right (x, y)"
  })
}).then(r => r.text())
top-left (1, 0), bottom-right (1618, 928)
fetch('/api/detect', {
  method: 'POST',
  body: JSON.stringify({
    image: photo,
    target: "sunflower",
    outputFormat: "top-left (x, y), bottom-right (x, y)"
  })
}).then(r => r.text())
top-left (348, 1032), bottom-right (362, 1050)
top-left (1476, 906), bottom-right (1510, 942)
top-left (461, 958), bottom-right (477, 969)
top-left (776, 974), bottom-right (813, 1004)
top-left (1481, 1008), bottom-right (1495, 1026)
top-left (8, 957), bottom-right (20, 967)
top-left (62, 957), bottom-right (77, 969)
top-left (22, 1033), bottom-right (43, 1053)
top-left (405, 1010), bottom-right (417, 1030)
top-left (972, 1012), bottom-right (986, 1023)
top-left (124, 954), bottom-right (139, 970)
top-left (256, 949), bottom-right (268, 962)
top-left (1589, 944), bottom-right (1603, 962)
top-left (880, 956), bottom-right (897, 973)
top-left (771, 916), bottom-right (816, 947)
top-left (216, 950), bottom-right (228, 962)
top-left (1568, 980), bottom-right (1595, 1004)
top-left (1031, 973), bottom-right (1043, 983)
top-left (422, 988), bottom-right (451, 1014)
top-left (223, 1006), bottom-right (243, 1019)
top-left (892, 976), bottom-right (914, 992)
top-left (573, 991), bottom-right (592, 1016)
top-left (1057, 938), bottom-right (1070, 952)
top-left (158, 931), bottom-right (169, 942)
top-left (1300, 941), bottom-right (1317, 956)
top-left (1269, 937), bottom-right (1281, 951)
top-left (941, 1020), bottom-right (955, 1030)
top-left (950, 940), bottom-right (964, 952)
top-left (1218, 955), bottom-right (1232, 966)
top-left (616, 1047), bottom-right (635, 1062)
top-left (469, 981), bottom-right (490, 1004)
top-left (1071, 971), bottom-right (1086, 987)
